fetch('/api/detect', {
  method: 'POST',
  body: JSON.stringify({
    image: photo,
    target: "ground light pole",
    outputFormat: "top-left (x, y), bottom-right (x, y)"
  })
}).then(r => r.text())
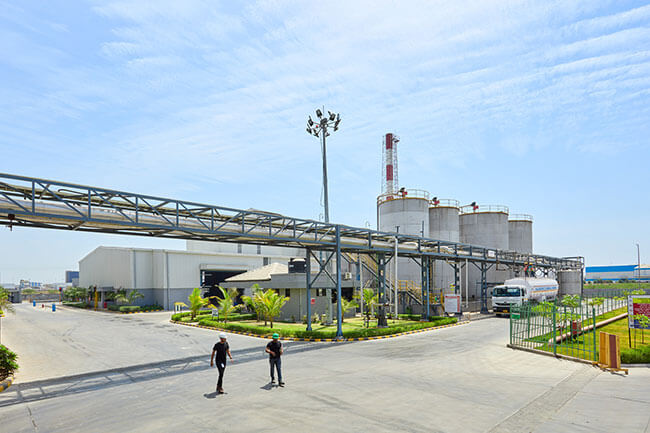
top-left (307, 108), bottom-right (341, 326)
top-left (306, 108), bottom-right (341, 224)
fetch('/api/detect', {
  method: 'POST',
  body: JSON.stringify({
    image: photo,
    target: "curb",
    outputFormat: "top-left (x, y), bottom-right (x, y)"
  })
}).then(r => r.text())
top-left (0, 376), bottom-right (13, 393)
top-left (170, 320), bottom-right (468, 342)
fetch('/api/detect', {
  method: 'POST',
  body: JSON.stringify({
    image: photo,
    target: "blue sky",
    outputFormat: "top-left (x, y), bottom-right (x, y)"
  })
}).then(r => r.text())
top-left (1, 0), bottom-right (649, 283)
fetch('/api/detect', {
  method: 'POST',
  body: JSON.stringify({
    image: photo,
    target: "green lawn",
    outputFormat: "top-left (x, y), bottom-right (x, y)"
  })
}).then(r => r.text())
top-left (598, 317), bottom-right (649, 349)
top-left (228, 316), bottom-right (422, 332)
top-left (192, 315), bottom-right (457, 339)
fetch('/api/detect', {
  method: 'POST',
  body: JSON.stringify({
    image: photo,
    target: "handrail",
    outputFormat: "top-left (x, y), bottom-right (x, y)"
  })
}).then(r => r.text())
top-left (377, 189), bottom-right (429, 205)
top-left (460, 204), bottom-right (509, 215)
top-left (509, 214), bottom-right (533, 222)
top-left (429, 198), bottom-right (460, 208)
top-left (0, 172), bottom-right (582, 271)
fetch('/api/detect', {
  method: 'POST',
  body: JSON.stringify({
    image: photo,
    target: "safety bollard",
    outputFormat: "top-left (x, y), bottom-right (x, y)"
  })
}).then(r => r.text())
top-left (33, 300), bottom-right (36, 307)
top-left (52, 304), bottom-right (56, 312)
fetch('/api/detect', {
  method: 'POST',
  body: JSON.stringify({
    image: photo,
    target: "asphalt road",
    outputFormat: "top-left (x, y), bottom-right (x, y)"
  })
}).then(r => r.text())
top-left (1, 303), bottom-right (648, 432)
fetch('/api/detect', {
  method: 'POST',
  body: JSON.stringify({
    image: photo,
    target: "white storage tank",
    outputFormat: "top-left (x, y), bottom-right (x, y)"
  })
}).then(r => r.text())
top-left (428, 199), bottom-right (460, 291)
top-left (378, 189), bottom-right (429, 284)
top-left (558, 269), bottom-right (582, 296)
top-left (459, 205), bottom-right (509, 301)
top-left (508, 214), bottom-right (533, 253)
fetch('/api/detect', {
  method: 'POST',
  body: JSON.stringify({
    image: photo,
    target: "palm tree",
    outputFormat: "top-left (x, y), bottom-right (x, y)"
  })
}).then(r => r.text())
top-left (243, 285), bottom-right (266, 324)
top-left (340, 298), bottom-right (359, 322)
top-left (243, 288), bottom-right (288, 329)
top-left (260, 289), bottom-right (288, 329)
top-left (217, 287), bottom-right (240, 323)
top-left (361, 288), bottom-right (378, 327)
top-left (186, 287), bottom-right (211, 320)
top-left (115, 288), bottom-right (144, 306)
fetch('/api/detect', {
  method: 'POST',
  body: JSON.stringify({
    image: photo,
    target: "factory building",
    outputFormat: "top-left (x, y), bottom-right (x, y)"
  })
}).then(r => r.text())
top-left (585, 264), bottom-right (650, 282)
top-left (79, 242), bottom-right (302, 310)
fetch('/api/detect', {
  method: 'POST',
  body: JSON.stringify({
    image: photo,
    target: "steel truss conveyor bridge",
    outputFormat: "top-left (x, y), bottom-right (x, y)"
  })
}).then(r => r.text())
top-left (0, 173), bottom-right (583, 338)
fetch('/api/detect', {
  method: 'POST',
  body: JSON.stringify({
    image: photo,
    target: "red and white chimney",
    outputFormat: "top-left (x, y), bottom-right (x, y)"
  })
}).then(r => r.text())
top-left (382, 133), bottom-right (399, 194)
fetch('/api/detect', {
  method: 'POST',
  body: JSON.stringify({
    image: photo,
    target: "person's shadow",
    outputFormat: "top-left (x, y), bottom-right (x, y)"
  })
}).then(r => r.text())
top-left (260, 382), bottom-right (275, 391)
top-left (203, 391), bottom-right (219, 399)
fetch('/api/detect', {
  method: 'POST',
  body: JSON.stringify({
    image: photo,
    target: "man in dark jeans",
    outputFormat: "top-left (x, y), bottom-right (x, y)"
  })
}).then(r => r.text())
top-left (211, 333), bottom-right (233, 394)
top-left (265, 333), bottom-right (284, 386)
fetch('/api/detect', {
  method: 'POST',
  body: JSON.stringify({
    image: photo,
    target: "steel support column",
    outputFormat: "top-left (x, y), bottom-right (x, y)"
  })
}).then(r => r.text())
top-left (453, 262), bottom-right (460, 294)
top-left (480, 262), bottom-right (489, 314)
top-left (306, 247), bottom-right (312, 331)
top-left (376, 253), bottom-right (388, 327)
top-left (335, 225), bottom-right (343, 338)
top-left (421, 256), bottom-right (429, 320)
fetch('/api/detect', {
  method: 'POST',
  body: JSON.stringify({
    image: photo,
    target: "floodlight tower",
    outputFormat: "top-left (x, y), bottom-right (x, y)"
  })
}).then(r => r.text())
top-left (306, 108), bottom-right (341, 223)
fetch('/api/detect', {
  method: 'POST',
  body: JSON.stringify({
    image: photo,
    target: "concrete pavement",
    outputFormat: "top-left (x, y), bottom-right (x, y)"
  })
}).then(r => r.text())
top-left (0, 303), bottom-right (648, 432)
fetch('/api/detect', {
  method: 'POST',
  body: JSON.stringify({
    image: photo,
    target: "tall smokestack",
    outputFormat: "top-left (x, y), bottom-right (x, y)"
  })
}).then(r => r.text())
top-left (382, 133), bottom-right (399, 194)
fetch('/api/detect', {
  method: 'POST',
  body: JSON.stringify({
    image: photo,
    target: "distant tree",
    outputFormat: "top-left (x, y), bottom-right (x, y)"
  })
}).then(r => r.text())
top-left (0, 287), bottom-right (15, 316)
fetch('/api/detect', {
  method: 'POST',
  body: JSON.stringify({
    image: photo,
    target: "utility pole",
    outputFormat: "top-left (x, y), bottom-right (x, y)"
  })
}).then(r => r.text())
top-left (637, 243), bottom-right (641, 291)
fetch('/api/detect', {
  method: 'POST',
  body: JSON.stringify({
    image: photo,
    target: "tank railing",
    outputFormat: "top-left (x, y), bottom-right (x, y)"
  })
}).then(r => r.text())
top-left (377, 189), bottom-right (430, 205)
top-left (509, 213), bottom-right (533, 222)
top-left (459, 204), bottom-right (509, 215)
top-left (429, 198), bottom-right (460, 208)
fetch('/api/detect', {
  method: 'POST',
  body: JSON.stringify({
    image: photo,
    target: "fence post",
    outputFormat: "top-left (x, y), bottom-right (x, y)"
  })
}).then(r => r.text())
top-left (592, 307), bottom-right (597, 361)
top-left (552, 305), bottom-right (557, 356)
top-left (509, 310), bottom-right (513, 346)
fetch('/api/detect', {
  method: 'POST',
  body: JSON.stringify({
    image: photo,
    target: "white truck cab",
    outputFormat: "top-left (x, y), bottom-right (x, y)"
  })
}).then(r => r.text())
top-left (491, 277), bottom-right (558, 315)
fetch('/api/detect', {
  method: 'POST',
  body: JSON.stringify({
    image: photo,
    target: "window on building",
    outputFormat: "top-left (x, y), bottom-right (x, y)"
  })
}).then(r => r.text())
top-left (237, 244), bottom-right (242, 254)
top-left (257, 245), bottom-right (261, 255)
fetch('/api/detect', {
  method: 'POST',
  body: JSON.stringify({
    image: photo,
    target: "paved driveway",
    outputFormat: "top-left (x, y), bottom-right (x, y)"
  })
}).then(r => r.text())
top-left (1, 304), bottom-right (648, 432)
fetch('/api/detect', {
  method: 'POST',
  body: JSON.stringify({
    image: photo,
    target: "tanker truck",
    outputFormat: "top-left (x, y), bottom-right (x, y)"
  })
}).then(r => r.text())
top-left (491, 277), bottom-right (559, 315)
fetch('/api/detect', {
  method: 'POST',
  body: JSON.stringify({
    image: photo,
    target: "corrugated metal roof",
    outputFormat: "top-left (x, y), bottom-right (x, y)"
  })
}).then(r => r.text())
top-left (224, 262), bottom-right (288, 282)
top-left (585, 265), bottom-right (636, 272)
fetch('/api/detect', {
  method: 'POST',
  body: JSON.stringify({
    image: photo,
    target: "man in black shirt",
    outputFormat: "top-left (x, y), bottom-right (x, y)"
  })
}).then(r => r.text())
top-left (265, 333), bottom-right (284, 386)
top-left (211, 333), bottom-right (233, 394)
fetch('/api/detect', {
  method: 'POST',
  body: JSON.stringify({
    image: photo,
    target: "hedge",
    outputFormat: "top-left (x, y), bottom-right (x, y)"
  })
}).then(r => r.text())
top-left (107, 304), bottom-right (121, 311)
top-left (171, 311), bottom-right (255, 322)
top-left (0, 344), bottom-right (18, 380)
top-left (621, 344), bottom-right (650, 364)
top-left (196, 316), bottom-right (457, 339)
top-left (119, 306), bottom-right (141, 313)
top-left (62, 301), bottom-right (89, 309)
top-left (140, 304), bottom-right (163, 312)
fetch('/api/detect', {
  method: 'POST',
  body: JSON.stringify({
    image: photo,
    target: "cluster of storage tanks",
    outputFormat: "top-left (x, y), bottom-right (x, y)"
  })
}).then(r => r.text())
top-left (377, 189), bottom-right (555, 300)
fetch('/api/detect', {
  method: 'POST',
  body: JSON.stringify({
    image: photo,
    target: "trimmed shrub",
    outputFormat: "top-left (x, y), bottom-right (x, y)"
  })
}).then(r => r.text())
top-left (107, 304), bottom-right (121, 311)
top-left (141, 304), bottom-right (163, 312)
top-left (119, 306), bottom-right (141, 313)
top-left (62, 301), bottom-right (89, 309)
top-left (621, 344), bottom-right (650, 364)
top-left (0, 344), bottom-right (18, 380)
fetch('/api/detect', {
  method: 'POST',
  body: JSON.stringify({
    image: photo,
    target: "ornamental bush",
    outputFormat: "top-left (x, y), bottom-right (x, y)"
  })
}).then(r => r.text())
top-left (0, 345), bottom-right (18, 380)
top-left (119, 306), bottom-right (141, 313)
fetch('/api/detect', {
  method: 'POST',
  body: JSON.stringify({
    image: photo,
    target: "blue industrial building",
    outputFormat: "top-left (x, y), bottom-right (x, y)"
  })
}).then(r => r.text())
top-left (585, 264), bottom-right (650, 282)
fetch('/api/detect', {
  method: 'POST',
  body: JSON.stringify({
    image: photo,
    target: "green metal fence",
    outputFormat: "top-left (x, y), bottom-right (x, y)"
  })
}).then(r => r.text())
top-left (510, 302), bottom-right (600, 361)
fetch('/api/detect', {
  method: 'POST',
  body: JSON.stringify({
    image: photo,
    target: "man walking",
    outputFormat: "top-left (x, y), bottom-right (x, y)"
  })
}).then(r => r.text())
top-left (265, 333), bottom-right (284, 386)
top-left (211, 333), bottom-right (233, 394)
